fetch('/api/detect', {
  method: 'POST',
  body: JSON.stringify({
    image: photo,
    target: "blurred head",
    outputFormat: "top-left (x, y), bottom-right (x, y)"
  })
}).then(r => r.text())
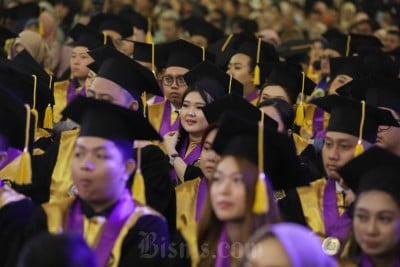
top-left (200, 124), bottom-right (220, 180)
top-left (376, 109), bottom-right (400, 156)
top-left (18, 233), bottom-right (97, 267)
top-left (161, 66), bottom-right (189, 108)
top-left (227, 53), bottom-right (254, 93)
top-left (70, 46), bottom-right (93, 82)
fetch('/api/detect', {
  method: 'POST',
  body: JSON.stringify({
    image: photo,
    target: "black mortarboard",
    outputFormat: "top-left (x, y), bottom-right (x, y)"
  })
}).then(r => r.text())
top-left (118, 6), bottom-right (148, 32)
top-left (132, 41), bottom-right (152, 63)
top-left (182, 16), bottom-right (224, 45)
top-left (311, 95), bottom-right (398, 143)
top-left (68, 23), bottom-right (113, 50)
top-left (62, 96), bottom-right (161, 142)
top-left (0, 86), bottom-right (29, 150)
top-left (9, 50), bottom-right (53, 89)
top-left (338, 147), bottom-right (400, 201)
top-left (0, 26), bottom-right (17, 47)
top-left (201, 94), bottom-right (277, 128)
top-left (155, 39), bottom-right (214, 69)
top-left (260, 62), bottom-right (316, 104)
top-left (1, 3), bottom-right (39, 33)
top-left (329, 56), bottom-right (362, 80)
top-left (212, 113), bottom-right (309, 190)
top-left (183, 61), bottom-right (243, 99)
top-left (337, 78), bottom-right (400, 115)
top-left (277, 39), bottom-right (313, 65)
top-left (88, 46), bottom-right (162, 96)
top-left (359, 49), bottom-right (398, 80)
top-left (326, 33), bottom-right (383, 57)
top-left (88, 13), bottom-right (133, 39)
top-left (234, 39), bottom-right (280, 64)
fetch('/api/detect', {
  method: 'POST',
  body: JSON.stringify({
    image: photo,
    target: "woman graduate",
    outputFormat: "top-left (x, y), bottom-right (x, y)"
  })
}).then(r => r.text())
top-left (338, 147), bottom-right (400, 267)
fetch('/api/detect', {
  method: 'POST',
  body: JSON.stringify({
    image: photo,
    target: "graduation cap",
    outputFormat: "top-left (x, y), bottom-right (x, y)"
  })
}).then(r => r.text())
top-left (212, 112), bottom-right (309, 201)
top-left (62, 96), bottom-right (162, 203)
top-left (277, 39), bottom-right (313, 65)
top-left (337, 78), bottom-right (400, 115)
top-left (87, 46), bottom-right (162, 97)
top-left (311, 95), bottom-right (398, 152)
top-left (260, 62), bottom-right (316, 103)
top-left (337, 147), bottom-right (400, 201)
top-left (0, 86), bottom-right (34, 185)
top-left (9, 50), bottom-right (53, 89)
top-left (118, 6), bottom-right (148, 32)
top-left (88, 13), bottom-right (133, 39)
top-left (0, 26), bottom-right (18, 48)
top-left (201, 94), bottom-right (270, 125)
top-left (183, 61), bottom-right (243, 100)
top-left (182, 16), bottom-right (224, 45)
top-left (329, 56), bottom-right (362, 80)
top-left (68, 23), bottom-right (113, 50)
top-left (234, 38), bottom-right (280, 85)
top-left (326, 33), bottom-right (383, 57)
top-left (132, 41), bottom-right (152, 63)
top-left (0, 64), bottom-right (54, 131)
top-left (155, 39), bottom-right (214, 69)
top-left (359, 49), bottom-right (398, 80)
top-left (1, 3), bottom-right (40, 33)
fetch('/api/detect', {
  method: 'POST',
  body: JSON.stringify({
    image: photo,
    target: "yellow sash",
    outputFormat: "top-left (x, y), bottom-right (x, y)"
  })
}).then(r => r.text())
top-left (147, 101), bottom-right (166, 133)
top-left (50, 128), bottom-right (79, 202)
top-left (43, 199), bottom-right (164, 267)
top-left (175, 177), bottom-right (201, 230)
top-left (53, 79), bottom-right (70, 123)
top-left (292, 133), bottom-right (310, 156)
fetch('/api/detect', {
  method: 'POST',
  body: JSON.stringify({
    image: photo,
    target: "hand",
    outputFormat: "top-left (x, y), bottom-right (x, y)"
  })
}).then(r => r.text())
top-left (0, 185), bottom-right (27, 208)
top-left (162, 131), bottom-right (179, 155)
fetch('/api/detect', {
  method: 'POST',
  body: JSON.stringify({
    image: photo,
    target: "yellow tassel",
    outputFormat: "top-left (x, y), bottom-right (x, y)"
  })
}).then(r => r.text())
top-left (38, 21), bottom-right (44, 37)
top-left (295, 102), bottom-right (305, 126)
top-left (253, 173), bottom-right (268, 214)
top-left (31, 108), bottom-right (39, 140)
top-left (131, 147), bottom-right (146, 204)
top-left (254, 64), bottom-right (261, 86)
top-left (132, 169), bottom-right (146, 204)
top-left (252, 114), bottom-right (269, 214)
top-left (16, 151), bottom-right (32, 185)
top-left (43, 104), bottom-right (53, 129)
top-left (354, 141), bottom-right (364, 157)
top-left (146, 17), bottom-right (153, 44)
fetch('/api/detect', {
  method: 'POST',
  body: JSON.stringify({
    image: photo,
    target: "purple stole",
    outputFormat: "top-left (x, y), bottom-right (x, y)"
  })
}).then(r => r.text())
top-left (195, 178), bottom-right (208, 222)
top-left (323, 179), bottom-right (351, 254)
top-left (66, 78), bottom-right (86, 104)
top-left (245, 89), bottom-right (259, 103)
top-left (159, 101), bottom-right (180, 137)
top-left (313, 106), bottom-right (327, 139)
top-left (215, 226), bottom-right (230, 267)
top-left (0, 148), bottom-right (21, 170)
top-left (171, 138), bottom-right (202, 181)
top-left (360, 253), bottom-right (400, 267)
top-left (67, 190), bottom-right (135, 267)
top-left (153, 95), bottom-right (165, 104)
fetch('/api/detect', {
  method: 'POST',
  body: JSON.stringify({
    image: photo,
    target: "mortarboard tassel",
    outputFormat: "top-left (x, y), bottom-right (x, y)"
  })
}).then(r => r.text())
top-left (201, 46), bottom-right (205, 61)
top-left (345, 34), bottom-right (351, 57)
top-left (253, 38), bottom-right (261, 86)
top-left (38, 20), bottom-right (44, 37)
top-left (252, 112), bottom-right (269, 214)
top-left (146, 17), bottom-right (153, 44)
top-left (228, 75), bottom-right (233, 95)
top-left (102, 32), bottom-right (108, 45)
top-left (16, 104), bottom-right (33, 184)
top-left (151, 42), bottom-right (156, 77)
top-left (221, 34), bottom-right (233, 52)
top-left (294, 72), bottom-right (306, 126)
top-left (354, 100), bottom-right (366, 157)
top-left (43, 104), bottom-right (53, 129)
top-left (31, 75), bottom-right (39, 140)
top-left (132, 147), bottom-right (146, 204)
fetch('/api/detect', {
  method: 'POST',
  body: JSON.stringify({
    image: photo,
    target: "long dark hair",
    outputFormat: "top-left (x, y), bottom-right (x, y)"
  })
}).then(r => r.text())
top-left (176, 85), bottom-right (215, 152)
top-left (256, 98), bottom-right (295, 131)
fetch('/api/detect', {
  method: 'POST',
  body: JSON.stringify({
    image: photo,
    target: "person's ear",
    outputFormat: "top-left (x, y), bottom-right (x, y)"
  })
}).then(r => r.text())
top-left (128, 100), bottom-right (139, 111)
top-left (123, 158), bottom-right (136, 181)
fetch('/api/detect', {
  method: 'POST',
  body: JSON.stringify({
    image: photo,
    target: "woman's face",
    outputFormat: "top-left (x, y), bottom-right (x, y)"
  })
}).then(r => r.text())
top-left (260, 105), bottom-right (286, 133)
top-left (200, 129), bottom-right (220, 180)
top-left (246, 237), bottom-right (291, 267)
top-left (260, 86), bottom-right (291, 105)
top-left (70, 46), bottom-right (93, 80)
top-left (353, 190), bottom-right (400, 258)
top-left (211, 156), bottom-right (247, 222)
top-left (180, 91), bottom-right (208, 138)
top-left (227, 53), bottom-right (254, 90)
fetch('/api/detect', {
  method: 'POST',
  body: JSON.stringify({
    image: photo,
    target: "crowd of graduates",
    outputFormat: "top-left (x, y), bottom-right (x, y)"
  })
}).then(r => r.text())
top-left (0, 0), bottom-right (399, 266)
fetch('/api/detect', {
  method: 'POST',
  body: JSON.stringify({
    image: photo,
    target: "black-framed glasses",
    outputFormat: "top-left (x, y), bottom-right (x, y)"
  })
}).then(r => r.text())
top-left (161, 75), bottom-right (186, 86)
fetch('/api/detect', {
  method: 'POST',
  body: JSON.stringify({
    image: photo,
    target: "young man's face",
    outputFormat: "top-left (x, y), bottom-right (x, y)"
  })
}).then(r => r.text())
top-left (71, 137), bottom-right (134, 208)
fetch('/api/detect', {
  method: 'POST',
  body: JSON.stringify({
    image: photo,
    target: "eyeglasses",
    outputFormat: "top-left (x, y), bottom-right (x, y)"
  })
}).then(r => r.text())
top-left (378, 120), bottom-right (400, 131)
top-left (161, 75), bottom-right (186, 87)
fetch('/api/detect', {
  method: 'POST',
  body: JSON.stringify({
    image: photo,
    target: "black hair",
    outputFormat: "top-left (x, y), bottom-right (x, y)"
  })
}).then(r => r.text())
top-left (0, 133), bottom-right (10, 152)
top-left (259, 82), bottom-right (297, 105)
top-left (176, 86), bottom-right (215, 152)
top-left (257, 98), bottom-right (295, 131)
